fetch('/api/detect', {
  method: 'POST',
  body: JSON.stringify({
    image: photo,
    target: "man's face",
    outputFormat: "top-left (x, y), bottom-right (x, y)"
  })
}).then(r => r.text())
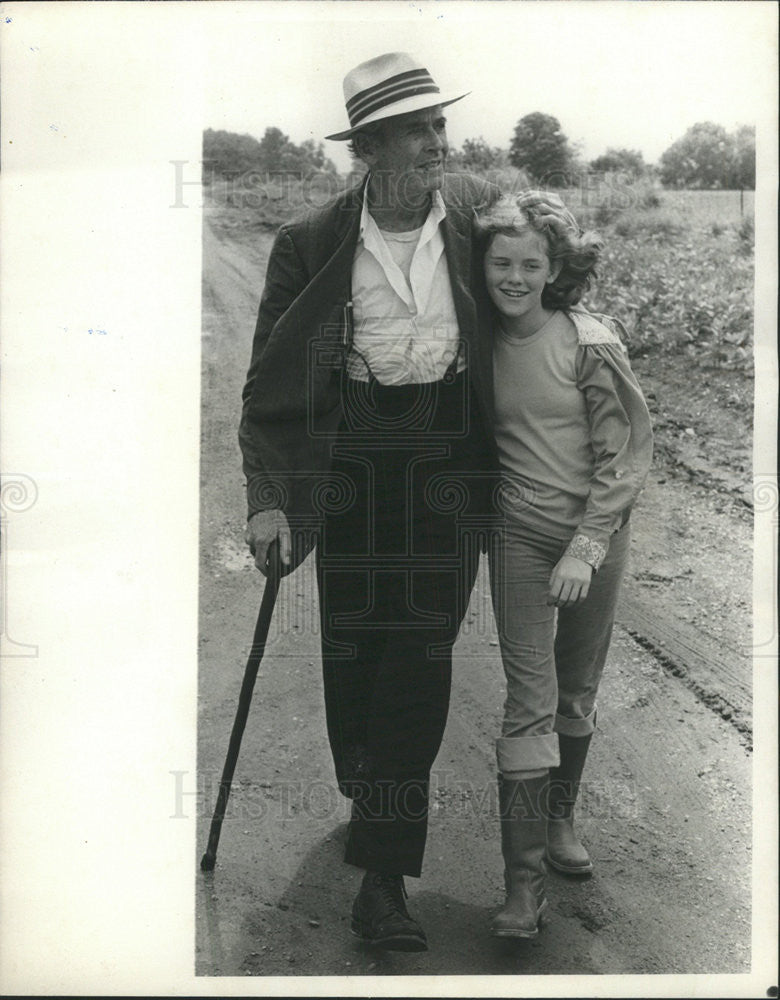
top-left (368, 106), bottom-right (449, 202)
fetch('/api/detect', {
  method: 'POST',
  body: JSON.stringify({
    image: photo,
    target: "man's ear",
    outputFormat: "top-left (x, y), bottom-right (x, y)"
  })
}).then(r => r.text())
top-left (353, 130), bottom-right (381, 167)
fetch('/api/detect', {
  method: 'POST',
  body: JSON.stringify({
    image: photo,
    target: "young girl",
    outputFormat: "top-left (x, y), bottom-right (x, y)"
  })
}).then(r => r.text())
top-left (476, 192), bottom-right (653, 939)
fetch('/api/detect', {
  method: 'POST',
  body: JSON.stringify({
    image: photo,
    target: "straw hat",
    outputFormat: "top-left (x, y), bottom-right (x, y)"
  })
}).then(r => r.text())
top-left (325, 52), bottom-right (469, 141)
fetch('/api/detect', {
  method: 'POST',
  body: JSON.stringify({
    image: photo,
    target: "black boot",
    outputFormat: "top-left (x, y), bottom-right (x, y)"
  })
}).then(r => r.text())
top-left (547, 733), bottom-right (593, 876)
top-left (491, 773), bottom-right (549, 939)
top-left (351, 871), bottom-right (428, 951)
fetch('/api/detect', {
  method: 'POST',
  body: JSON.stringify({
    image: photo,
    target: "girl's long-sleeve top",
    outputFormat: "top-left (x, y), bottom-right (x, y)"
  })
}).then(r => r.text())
top-left (492, 307), bottom-right (653, 570)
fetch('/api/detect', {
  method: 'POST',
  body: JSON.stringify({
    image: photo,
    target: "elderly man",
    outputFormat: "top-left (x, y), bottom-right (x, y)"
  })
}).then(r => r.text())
top-left (239, 52), bottom-right (499, 951)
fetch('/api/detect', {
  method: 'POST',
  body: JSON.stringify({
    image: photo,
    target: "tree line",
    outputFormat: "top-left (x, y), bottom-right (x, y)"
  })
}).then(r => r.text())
top-left (450, 113), bottom-right (755, 190)
top-left (203, 127), bottom-right (338, 182)
top-left (203, 116), bottom-right (755, 191)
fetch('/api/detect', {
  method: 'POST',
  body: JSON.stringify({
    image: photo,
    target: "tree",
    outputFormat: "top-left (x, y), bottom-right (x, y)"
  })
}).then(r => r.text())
top-left (256, 127), bottom-right (335, 175)
top-left (202, 128), bottom-right (264, 180)
top-left (202, 126), bottom-right (338, 182)
top-left (298, 138), bottom-right (337, 173)
top-left (730, 124), bottom-right (755, 190)
top-left (659, 122), bottom-right (735, 189)
top-left (508, 113), bottom-right (574, 185)
top-left (256, 126), bottom-right (296, 171)
top-left (448, 136), bottom-right (507, 173)
top-left (590, 147), bottom-right (646, 178)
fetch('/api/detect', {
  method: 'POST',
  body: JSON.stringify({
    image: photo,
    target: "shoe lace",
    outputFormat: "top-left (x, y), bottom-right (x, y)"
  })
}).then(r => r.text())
top-left (373, 872), bottom-right (408, 911)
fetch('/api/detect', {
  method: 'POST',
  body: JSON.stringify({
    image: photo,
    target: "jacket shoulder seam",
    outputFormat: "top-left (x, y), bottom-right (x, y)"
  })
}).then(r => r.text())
top-left (569, 310), bottom-right (624, 346)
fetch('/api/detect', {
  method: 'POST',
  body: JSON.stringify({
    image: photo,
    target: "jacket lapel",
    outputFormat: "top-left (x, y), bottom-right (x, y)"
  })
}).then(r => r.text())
top-left (441, 205), bottom-right (473, 333)
top-left (295, 177), bottom-right (365, 337)
top-left (263, 178), bottom-right (364, 386)
top-left (441, 202), bottom-right (495, 424)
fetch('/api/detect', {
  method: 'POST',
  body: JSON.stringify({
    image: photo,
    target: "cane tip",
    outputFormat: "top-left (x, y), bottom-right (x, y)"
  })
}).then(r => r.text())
top-left (200, 852), bottom-right (216, 872)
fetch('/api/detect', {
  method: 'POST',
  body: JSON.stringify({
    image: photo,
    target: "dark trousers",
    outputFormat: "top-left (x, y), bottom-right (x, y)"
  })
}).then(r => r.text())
top-left (316, 371), bottom-right (491, 876)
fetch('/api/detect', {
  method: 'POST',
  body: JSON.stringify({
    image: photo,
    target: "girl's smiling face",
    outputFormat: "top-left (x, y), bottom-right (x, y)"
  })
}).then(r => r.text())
top-left (484, 230), bottom-right (562, 337)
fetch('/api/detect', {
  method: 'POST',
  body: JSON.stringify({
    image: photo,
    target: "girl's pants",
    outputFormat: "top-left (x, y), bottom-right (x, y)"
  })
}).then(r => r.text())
top-left (488, 517), bottom-right (630, 778)
top-left (317, 371), bottom-right (492, 877)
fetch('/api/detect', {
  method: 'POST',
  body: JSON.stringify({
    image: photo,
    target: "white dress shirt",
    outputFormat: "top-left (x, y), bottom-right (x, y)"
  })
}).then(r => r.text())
top-left (347, 188), bottom-right (464, 384)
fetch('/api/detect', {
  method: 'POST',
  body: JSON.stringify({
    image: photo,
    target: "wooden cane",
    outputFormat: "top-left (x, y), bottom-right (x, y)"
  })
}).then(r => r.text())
top-left (200, 541), bottom-right (282, 871)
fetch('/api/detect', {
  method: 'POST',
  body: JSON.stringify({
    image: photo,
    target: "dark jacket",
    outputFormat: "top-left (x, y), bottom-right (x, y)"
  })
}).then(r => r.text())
top-left (239, 172), bottom-right (500, 532)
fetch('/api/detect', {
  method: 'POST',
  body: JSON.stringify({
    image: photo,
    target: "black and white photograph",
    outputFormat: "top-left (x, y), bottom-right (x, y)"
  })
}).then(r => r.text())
top-left (1, 2), bottom-right (777, 996)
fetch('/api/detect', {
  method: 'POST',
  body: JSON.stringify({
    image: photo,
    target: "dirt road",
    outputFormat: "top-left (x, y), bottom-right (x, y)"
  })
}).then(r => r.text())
top-left (195, 214), bottom-right (752, 977)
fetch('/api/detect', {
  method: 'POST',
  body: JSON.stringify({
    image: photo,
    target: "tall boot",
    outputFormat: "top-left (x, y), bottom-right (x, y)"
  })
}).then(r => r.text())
top-left (546, 732), bottom-right (593, 876)
top-left (491, 773), bottom-right (549, 939)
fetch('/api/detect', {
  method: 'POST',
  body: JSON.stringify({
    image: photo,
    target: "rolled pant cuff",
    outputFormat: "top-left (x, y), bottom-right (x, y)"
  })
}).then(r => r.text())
top-left (554, 706), bottom-right (597, 737)
top-left (496, 733), bottom-right (560, 774)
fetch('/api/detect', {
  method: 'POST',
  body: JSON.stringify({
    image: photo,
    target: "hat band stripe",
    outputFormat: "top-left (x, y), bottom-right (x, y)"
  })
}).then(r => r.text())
top-left (347, 69), bottom-right (438, 118)
top-left (349, 81), bottom-right (441, 127)
top-left (346, 68), bottom-right (433, 115)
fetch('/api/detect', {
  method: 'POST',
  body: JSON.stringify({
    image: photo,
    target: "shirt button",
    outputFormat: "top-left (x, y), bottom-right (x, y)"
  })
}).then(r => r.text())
top-left (615, 470), bottom-right (624, 479)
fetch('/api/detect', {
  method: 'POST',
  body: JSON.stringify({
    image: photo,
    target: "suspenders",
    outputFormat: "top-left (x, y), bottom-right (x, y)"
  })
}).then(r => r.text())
top-left (342, 285), bottom-right (463, 387)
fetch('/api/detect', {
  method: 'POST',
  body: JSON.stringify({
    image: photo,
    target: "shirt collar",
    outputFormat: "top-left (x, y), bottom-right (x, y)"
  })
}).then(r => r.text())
top-left (359, 180), bottom-right (446, 241)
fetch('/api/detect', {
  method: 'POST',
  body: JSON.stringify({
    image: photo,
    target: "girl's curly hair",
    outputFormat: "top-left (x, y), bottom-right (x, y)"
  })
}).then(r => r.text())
top-left (475, 191), bottom-right (604, 310)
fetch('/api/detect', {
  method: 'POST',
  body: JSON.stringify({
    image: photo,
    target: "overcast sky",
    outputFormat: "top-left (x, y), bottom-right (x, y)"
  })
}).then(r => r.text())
top-left (204, 1), bottom-right (776, 173)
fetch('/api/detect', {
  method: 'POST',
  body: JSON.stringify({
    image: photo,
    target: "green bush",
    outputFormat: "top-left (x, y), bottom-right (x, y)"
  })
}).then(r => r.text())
top-left (594, 201), bottom-right (621, 227)
top-left (613, 211), bottom-right (684, 238)
top-left (585, 221), bottom-right (753, 368)
top-left (736, 214), bottom-right (754, 254)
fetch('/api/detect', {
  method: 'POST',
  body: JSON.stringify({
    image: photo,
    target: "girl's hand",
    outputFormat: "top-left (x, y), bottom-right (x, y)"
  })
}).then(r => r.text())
top-left (548, 555), bottom-right (593, 607)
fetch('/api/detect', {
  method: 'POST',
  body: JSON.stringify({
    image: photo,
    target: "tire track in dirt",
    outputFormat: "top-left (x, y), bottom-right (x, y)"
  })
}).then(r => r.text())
top-left (619, 476), bottom-right (752, 745)
top-left (620, 606), bottom-right (752, 747)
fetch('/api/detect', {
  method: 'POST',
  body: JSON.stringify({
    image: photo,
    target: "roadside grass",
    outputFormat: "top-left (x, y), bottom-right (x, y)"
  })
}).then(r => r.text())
top-left (658, 188), bottom-right (755, 225)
